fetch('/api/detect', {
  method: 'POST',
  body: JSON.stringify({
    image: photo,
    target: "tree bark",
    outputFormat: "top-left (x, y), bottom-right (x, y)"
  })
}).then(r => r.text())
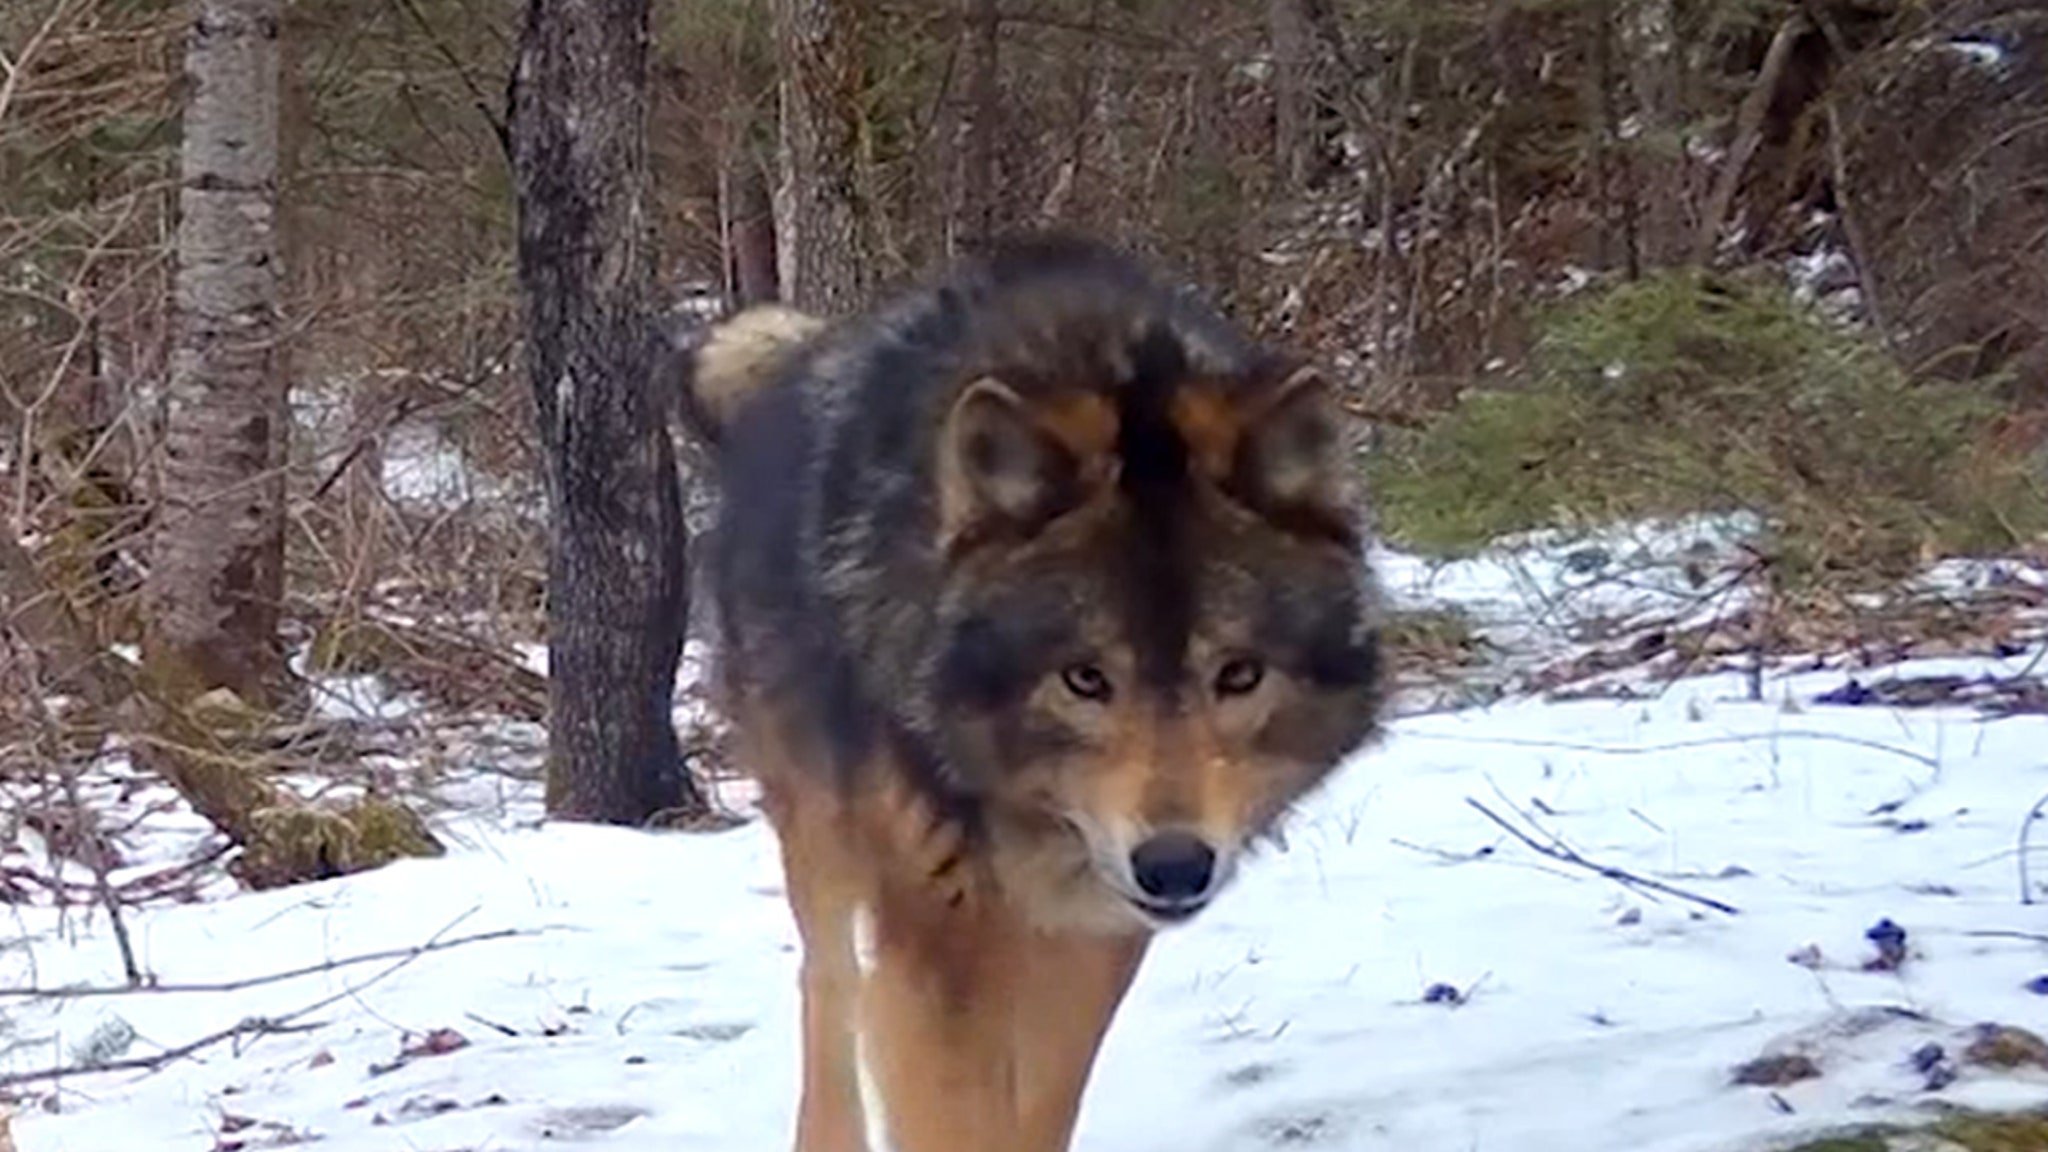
top-left (1589, 0), bottom-right (1640, 279)
top-left (1691, 12), bottom-right (1807, 265)
top-left (1270, 0), bottom-right (1309, 188)
top-left (1625, 0), bottom-right (1686, 269)
top-left (144, 0), bottom-right (288, 706)
top-left (960, 0), bottom-right (1002, 251)
top-left (771, 0), bottom-right (870, 314)
top-left (730, 150), bottom-right (781, 306)
top-left (508, 0), bottom-right (706, 825)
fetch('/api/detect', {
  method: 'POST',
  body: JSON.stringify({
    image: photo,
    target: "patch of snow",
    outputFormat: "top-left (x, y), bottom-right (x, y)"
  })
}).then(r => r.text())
top-left (1553, 265), bottom-right (1595, 296)
top-left (1944, 37), bottom-right (2008, 71)
top-left (16, 624), bottom-right (2048, 1150)
top-left (1374, 513), bottom-right (1766, 665)
top-left (1788, 246), bottom-right (1855, 305)
top-left (380, 423), bottom-right (475, 508)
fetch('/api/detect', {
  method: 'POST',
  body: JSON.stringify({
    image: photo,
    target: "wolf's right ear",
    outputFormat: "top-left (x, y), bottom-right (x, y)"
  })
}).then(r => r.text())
top-left (1228, 363), bottom-right (1360, 548)
top-left (938, 378), bottom-right (1108, 550)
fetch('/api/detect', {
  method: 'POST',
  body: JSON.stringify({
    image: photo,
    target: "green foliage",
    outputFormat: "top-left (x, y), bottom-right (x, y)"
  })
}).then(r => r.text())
top-left (1366, 269), bottom-right (2048, 588)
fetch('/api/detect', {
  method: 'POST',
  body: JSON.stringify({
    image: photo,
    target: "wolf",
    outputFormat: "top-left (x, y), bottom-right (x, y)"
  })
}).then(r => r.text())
top-left (681, 233), bottom-right (1386, 1152)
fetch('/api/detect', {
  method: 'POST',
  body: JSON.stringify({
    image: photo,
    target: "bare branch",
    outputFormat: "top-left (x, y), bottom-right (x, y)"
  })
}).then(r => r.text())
top-left (1405, 729), bottom-right (1942, 773)
top-left (0, 910), bottom-right (515, 1087)
top-left (0, 924), bottom-right (532, 1001)
top-left (0, 0), bottom-right (76, 127)
top-left (1464, 796), bottom-right (1742, 916)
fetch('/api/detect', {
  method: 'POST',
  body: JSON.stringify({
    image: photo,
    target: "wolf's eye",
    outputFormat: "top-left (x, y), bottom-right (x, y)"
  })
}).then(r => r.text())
top-left (1214, 657), bottom-right (1265, 697)
top-left (1060, 663), bottom-right (1114, 702)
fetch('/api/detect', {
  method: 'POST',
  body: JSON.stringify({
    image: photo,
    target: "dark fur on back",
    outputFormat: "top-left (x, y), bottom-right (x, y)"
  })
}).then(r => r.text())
top-left (707, 234), bottom-right (1383, 844)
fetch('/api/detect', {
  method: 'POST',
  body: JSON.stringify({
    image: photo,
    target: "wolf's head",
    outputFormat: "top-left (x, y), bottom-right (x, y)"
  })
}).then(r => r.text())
top-left (913, 244), bottom-right (1385, 931)
top-left (684, 236), bottom-right (1384, 933)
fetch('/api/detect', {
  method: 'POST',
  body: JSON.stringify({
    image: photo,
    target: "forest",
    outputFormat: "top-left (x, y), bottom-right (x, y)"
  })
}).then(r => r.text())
top-left (4, 1), bottom-right (2048, 1149)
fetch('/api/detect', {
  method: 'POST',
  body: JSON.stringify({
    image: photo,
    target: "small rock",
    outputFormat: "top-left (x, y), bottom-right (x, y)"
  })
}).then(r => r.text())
top-left (1863, 918), bottom-right (1908, 972)
top-left (401, 1027), bottom-right (469, 1059)
top-left (1421, 982), bottom-right (1464, 1006)
top-left (1616, 907), bottom-right (1643, 926)
top-left (1909, 1042), bottom-right (1946, 1075)
top-left (1961, 1023), bottom-right (2048, 1070)
top-left (2025, 974), bottom-right (2048, 996)
top-left (1816, 679), bottom-right (1875, 706)
top-left (1732, 1053), bottom-right (1821, 1087)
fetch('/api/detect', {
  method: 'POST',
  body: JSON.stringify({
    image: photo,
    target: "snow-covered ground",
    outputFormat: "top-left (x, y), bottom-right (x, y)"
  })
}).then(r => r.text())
top-left (9, 528), bottom-right (2048, 1152)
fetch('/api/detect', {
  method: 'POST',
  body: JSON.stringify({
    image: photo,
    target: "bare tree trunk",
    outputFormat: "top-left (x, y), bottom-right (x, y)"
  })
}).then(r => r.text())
top-left (1625, 0), bottom-right (1686, 269)
top-left (771, 0), bottom-right (869, 313)
top-left (1691, 12), bottom-right (1806, 265)
top-left (1589, 0), bottom-right (1640, 279)
top-left (144, 0), bottom-right (287, 706)
top-left (730, 151), bottom-right (781, 306)
top-left (508, 0), bottom-right (707, 825)
top-left (960, 0), bottom-right (1002, 251)
top-left (1270, 0), bottom-right (1308, 188)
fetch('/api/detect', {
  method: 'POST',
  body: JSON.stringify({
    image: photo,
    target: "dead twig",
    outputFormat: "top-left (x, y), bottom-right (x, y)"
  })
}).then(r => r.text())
top-left (2019, 787), bottom-right (2048, 905)
top-left (0, 910), bottom-right (506, 1087)
top-left (0, 924), bottom-right (531, 1001)
top-left (1962, 929), bottom-right (2048, 945)
top-left (1407, 729), bottom-right (1941, 772)
top-left (0, 1012), bottom-right (323, 1091)
top-left (1464, 796), bottom-right (1742, 916)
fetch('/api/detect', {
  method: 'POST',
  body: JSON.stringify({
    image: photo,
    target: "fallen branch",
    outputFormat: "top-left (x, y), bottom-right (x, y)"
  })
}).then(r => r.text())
top-left (1962, 929), bottom-right (2048, 945)
top-left (1464, 796), bottom-right (1742, 916)
top-left (1408, 729), bottom-right (1941, 772)
top-left (0, 1015), bottom-right (325, 1090)
top-left (0, 910), bottom-right (500, 1087)
top-left (2020, 787), bottom-right (2048, 905)
top-left (0, 924), bottom-right (531, 1001)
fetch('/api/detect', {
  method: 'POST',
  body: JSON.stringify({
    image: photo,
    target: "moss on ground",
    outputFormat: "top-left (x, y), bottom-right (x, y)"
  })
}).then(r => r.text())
top-left (1363, 269), bottom-right (2048, 593)
top-left (1777, 1109), bottom-right (2048, 1152)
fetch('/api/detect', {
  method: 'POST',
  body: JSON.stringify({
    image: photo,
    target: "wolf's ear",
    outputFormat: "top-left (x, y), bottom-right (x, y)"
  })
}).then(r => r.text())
top-left (1230, 364), bottom-right (1356, 541)
top-left (938, 378), bottom-right (1107, 549)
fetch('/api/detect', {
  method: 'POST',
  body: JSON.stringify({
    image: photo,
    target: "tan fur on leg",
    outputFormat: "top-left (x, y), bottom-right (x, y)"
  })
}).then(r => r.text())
top-left (1012, 930), bottom-right (1148, 1150)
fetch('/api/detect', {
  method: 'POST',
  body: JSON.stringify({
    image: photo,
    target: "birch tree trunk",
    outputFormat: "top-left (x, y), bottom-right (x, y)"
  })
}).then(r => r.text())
top-left (144, 0), bottom-right (287, 706)
top-left (508, 0), bottom-right (708, 825)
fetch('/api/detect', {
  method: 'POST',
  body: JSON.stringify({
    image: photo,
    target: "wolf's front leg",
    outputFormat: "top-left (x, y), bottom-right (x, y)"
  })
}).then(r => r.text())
top-left (1011, 928), bottom-right (1148, 1151)
top-left (851, 887), bottom-right (1150, 1152)
top-left (852, 889), bottom-right (1024, 1152)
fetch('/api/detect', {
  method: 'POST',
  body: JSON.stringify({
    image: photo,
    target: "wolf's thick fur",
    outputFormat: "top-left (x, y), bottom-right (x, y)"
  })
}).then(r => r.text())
top-left (691, 234), bottom-right (1386, 1152)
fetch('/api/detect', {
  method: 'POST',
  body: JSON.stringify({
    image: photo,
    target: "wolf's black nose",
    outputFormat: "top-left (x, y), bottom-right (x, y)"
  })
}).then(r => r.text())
top-left (1130, 832), bottom-right (1217, 902)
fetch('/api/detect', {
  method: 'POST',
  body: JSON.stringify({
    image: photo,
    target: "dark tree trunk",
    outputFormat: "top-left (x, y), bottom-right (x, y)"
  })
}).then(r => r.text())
top-left (1270, 0), bottom-right (1308, 188)
top-left (508, 0), bottom-right (705, 825)
top-left (960, 0), bottom-right (1002, 251)
top-left (730, 152), bottom-right (781, 306)
top-left (772, 0), bottom-right (869, 313)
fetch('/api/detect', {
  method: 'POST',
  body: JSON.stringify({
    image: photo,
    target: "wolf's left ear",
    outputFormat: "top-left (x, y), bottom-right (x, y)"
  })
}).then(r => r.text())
top-left (938, 378), bottom-right (1113, 551)
top-left (1230, 363), bottom-right (1358, 542)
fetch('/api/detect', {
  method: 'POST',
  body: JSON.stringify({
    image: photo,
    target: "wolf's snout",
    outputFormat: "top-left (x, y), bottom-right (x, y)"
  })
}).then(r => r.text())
top-left (1129, 831), bottom-right (1218, 904)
